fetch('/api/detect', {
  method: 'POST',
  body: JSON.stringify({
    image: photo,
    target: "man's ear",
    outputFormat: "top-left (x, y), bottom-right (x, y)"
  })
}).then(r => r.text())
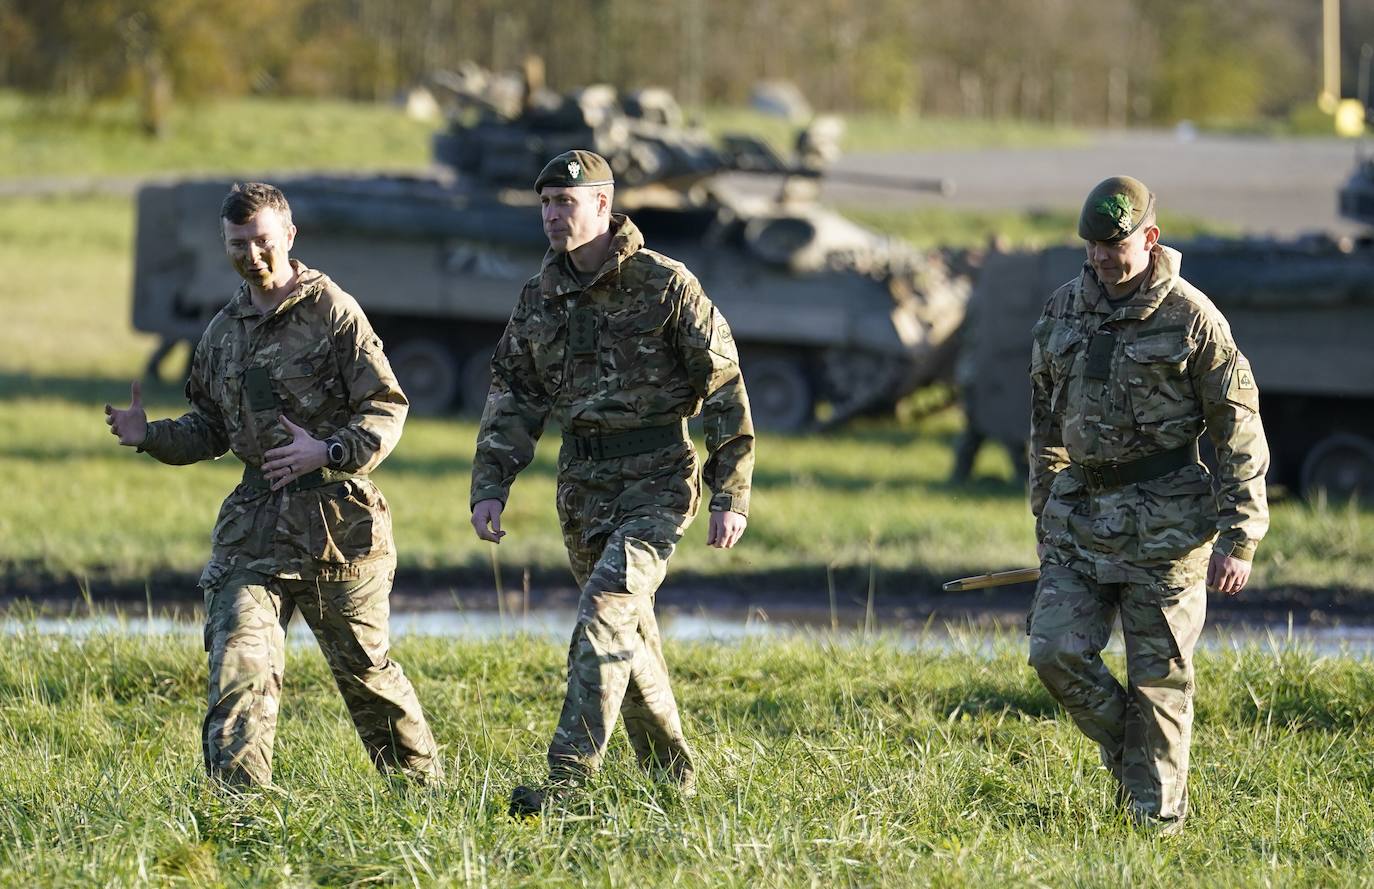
top-left (1144, 224), bottom-right (1160, 249)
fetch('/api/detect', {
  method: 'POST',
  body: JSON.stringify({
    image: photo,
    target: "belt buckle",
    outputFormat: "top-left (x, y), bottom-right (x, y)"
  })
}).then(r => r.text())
top-left (1101, 463), bottom-right (1122, 488)
top-left (1085, 462), bottom-right (1121, 490)
top-left (571, 435), bottom-right (602, 461)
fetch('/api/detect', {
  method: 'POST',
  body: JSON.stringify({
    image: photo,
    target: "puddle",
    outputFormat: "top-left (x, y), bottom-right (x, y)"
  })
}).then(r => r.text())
top-left (5, 607), bottom-right (1374, 658)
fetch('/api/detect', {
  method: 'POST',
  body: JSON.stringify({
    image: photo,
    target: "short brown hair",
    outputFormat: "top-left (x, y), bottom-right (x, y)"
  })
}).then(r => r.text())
top-left (220, 182), bottom-right (292, 226)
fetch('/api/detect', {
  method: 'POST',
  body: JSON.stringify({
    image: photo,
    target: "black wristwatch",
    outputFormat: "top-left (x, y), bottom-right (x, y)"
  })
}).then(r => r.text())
top-left (325, 436), bottom-right (347, 468)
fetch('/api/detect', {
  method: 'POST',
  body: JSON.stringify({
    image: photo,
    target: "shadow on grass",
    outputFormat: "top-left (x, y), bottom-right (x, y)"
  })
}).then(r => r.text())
top-left (0, 372), bottom-right (184, 405)
top-left (749, 463), bottom-right (1022, 498)
top-left (927, 678), bottom-right (1060, 721)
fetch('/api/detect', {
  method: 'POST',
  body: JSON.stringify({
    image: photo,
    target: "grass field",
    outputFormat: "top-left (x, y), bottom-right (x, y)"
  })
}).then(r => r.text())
top-left (0, 192), bottom-right (1370, 596)
top-left (0, 627), bottom-right (1371, 886)
top-left (3, 95), bottom-right (1373, 889)
top-left (0, 94), bottom-right (437, 179)
top-left (0, 91), bottom-right (1083, 181)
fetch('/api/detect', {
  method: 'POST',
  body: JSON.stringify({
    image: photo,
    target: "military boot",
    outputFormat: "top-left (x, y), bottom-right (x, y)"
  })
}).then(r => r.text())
top-left (1127, 807), bottom-right (1186, 837)
top-left (508, 784), bottom-right (546, 819)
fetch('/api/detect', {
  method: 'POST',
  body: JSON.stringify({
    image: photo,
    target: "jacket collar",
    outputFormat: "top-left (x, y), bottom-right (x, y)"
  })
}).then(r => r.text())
top-left (539, 213), bottom-right (643, 299)
top-left (1074, 244), bottom-right (1181, 323)
top-left (225, 260), bottom-right (324, 319)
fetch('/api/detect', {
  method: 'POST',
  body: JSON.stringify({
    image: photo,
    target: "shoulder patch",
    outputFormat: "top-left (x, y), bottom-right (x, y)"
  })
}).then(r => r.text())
top-left (1234, 357), bottom-right (1255, 390)
top-left (1223, 352), bottom-right (1260, 412)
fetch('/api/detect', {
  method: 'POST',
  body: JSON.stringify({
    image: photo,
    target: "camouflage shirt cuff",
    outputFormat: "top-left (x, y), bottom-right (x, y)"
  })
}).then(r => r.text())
top-left (136, 419), bottom-right (167, 456)
top-left (709, 492), bottom-right (748, 516)
top-left (470, 486), bottom-right (510, 512)
top-left (1214, 536), bottom-right (1257, 562)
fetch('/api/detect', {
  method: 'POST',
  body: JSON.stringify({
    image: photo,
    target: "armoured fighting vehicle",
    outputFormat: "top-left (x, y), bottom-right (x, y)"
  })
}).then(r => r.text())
top-left (961, 161), bottom-right (1374, 501)
top-left (132, 77), bottom-right (967, 430)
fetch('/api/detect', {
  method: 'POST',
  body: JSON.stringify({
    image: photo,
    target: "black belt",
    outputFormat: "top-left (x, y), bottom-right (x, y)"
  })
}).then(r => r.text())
top-left (562, 421), bottom-right (687, 461)
top-left (1071, 440), bottom-right (1199, 492)
top-left (240, 464), bottom-right (361, 493)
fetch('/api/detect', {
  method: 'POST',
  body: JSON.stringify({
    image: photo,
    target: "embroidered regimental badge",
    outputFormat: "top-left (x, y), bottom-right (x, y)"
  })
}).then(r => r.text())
top-left (1096, 194), bottom-right (1135, 238)
top-left (567, 160), bottom-right (582, 180)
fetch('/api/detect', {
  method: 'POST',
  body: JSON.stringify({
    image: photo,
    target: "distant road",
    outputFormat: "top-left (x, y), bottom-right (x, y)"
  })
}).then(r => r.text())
top-left (828, 129), bottom-right (1369, 238)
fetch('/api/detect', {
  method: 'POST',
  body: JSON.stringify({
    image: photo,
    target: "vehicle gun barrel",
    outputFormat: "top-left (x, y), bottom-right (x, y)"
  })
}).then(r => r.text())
top-left (822, 169), bottom-right (955, 196)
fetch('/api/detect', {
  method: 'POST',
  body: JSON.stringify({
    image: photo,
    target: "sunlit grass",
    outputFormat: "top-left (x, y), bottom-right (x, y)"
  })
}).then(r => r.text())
top-left (0, 91), bottom-right (1088, 183)
top-left (0, 628), bottom-right (1370, 886)
top-left (0, 93), bottom-right (438, 179)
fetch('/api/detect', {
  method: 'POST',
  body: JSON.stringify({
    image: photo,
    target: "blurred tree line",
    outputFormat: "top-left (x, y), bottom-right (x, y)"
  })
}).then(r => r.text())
top-left (2, 0), bottom-right (1371, 127)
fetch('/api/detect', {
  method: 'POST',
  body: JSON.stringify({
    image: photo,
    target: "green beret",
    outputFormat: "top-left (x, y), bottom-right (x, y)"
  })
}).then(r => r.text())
top-left (533, 149), bottom-right (614, 192)
top-left (1078, 175), bottom-right (1155, 242)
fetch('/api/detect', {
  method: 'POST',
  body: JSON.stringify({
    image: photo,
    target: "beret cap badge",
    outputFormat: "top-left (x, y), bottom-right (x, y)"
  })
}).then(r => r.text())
top-left (1096, 194), bottom-right (1135, 238)
top-left (533, 149), bottom-right (614, 192)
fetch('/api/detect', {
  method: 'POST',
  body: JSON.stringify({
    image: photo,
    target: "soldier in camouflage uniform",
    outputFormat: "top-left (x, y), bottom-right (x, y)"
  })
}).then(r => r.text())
top-left (105, 182), bottom-right (442, 788)
top-left (1027, 176), bottom-right (1269, 832)
top-left (468, 150), bottom-right (754, 817)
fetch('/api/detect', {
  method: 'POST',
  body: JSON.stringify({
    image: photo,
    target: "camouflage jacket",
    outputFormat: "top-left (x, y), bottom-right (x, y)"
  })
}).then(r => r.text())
top-left (1029, 245), bottom-right (1269, 582)
top-left (470, 214), bottom-right (755, 515)
top-left (141, 261), bottom-right (407, 581)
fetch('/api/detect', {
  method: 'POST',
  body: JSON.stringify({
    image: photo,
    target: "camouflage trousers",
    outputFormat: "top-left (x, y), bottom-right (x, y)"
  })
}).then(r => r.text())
top-left (545, 444), bottom-right (699, 790)
top-left (200, 565), bottom-right (442, 787)
top-left (1027, 562), bottom-right (1206, 824)
top-left (544, 524), bottom-right (695, 789)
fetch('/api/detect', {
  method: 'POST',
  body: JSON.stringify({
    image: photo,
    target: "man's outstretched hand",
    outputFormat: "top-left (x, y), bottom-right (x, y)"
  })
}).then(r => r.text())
top-left (104, 381), bottom-right (147, 447)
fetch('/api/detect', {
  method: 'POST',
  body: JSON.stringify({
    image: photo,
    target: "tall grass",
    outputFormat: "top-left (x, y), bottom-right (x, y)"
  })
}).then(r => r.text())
top-left (0, 629), bottom-right (1370, 886)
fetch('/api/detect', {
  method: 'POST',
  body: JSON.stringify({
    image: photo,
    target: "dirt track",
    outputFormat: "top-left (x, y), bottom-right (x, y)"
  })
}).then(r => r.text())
top-left (7, 567), bottom-right (1374, 632)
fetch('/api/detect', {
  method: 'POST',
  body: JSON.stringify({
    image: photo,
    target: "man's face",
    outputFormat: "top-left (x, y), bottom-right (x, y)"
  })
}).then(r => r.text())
top-left (540, 186), bottom-right (606, 253)
top-left (1086, 224), bottom-right (1159, 291)
top-left (223, 208), bottom-right (296, 290)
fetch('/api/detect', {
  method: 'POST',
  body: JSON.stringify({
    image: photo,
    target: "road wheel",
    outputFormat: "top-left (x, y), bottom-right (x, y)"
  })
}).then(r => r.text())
top-left (459, 349), bottom-right (494, 415)
top-left (744, 355), bottom-right (814, 431)
top-left (389, 336), bottom-right (459, 415)
top-left (1300, 433), bottom-right (1374, 503)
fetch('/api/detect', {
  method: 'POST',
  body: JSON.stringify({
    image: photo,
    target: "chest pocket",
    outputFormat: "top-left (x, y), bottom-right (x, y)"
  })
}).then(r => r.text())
top-left (1123, 331), bottom-right (1194, 427)
top-left (1045, 325), bottom-right (1084, 371)
top-left (1042, 324), bottom-right (1085, 410)
top-left (523, 318), bottom-right (567, 394)
top-left (605, 300), bottom-right (676, 386)
top-left (272, 339), bottom-right (339, 416)
top-left (207, 345), bottom-right (239, 410)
